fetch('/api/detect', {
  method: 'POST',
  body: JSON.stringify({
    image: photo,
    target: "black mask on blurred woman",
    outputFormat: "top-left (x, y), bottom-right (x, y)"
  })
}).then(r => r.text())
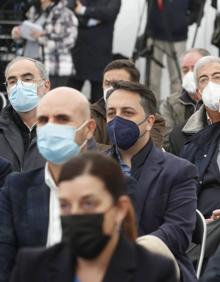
top-left (61, 213), bottom-right (111, 259)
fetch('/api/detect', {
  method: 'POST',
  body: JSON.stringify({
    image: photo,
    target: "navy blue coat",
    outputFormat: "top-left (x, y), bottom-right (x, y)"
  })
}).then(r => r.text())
top-left (0, 157), bottom-right (12, 188)
top-left (108, 143), bottom-right (198, 282)
top-left (181, 122), bottom-right (220, 217)
top-left (146, 0), bottom-right (201, 42)
top-left (0, 168), bottom-right (49, 282)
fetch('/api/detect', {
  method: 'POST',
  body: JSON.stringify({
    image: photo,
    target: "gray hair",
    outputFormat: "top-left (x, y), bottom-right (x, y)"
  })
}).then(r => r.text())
top-left (5, 56), bottom-right (49, 80)
top-left (193, 56), bottom-right (220, 85)
top-left (179, 48), bottom-right (210, 64)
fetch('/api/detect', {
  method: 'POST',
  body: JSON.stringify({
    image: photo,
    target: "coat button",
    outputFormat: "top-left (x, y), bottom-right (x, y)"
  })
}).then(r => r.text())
top-left (204, 154), bottom-right (207, 158)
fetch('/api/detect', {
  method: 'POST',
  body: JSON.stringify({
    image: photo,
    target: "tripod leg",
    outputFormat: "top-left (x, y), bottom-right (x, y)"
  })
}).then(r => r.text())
top-left (166, 40), bottom-right (186, 95)
top-left (146, 39), bottom-right (164, 101)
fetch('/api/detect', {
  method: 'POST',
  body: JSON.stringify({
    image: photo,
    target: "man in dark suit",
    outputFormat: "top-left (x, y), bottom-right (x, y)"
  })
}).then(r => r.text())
top-left (1, 57), bottom-right (50, 172)
top-left (0, 87), bottom-right (97, 282)
top-left (0, 157), bottom-right (12, 187)
top-left (106, 81), bottom-right (198, 282)
top-left (67, 0), bottom-right (121, 102)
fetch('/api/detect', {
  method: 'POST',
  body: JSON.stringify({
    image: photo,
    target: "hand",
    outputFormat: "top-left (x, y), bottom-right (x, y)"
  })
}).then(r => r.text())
top-left (74, 0), bottom-right (83, 14)
top-left (211, 209), bottom-right (220, 220)
top-left (11, 26), bottom-right (22, 40)
top-left (31, 30), bottom-right (44, 39)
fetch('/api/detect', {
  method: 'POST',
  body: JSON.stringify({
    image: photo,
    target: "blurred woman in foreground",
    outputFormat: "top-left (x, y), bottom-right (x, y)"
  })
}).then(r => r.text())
top-left (10, 152), bottom-right (177, 282)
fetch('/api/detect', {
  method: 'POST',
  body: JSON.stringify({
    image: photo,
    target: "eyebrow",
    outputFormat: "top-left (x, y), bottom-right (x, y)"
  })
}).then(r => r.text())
top-left (7, 72), bottom-right (34, 80)
top-left (107, 106), bottom-right (136, 111)
top-left (199, 72), bottom-right (220, 78)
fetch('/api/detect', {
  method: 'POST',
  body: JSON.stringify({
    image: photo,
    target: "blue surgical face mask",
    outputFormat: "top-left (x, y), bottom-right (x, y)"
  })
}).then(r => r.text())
top-left (8, 81), bottom-right (40, 112)
top-left (37, 122), bottom-right (87, 164)
top-left (107, 116), bottom-right (147, 150)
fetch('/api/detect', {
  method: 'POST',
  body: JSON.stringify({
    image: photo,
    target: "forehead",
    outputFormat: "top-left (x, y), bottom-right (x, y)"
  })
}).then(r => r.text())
top-left (59, 175), bottom-right (110, 199)
top-left (6, 59), bottom-right (40, 79)
top-left (104, 69), bottom-right (131, 82)
top-left (107, 89), bottom-right (143, 109)
top-left (37, 95), bottom-right (83, 120)
top-left (197, 63), bottom-right (220, 77)
top-left (181, 52), bottom-right (203, 68)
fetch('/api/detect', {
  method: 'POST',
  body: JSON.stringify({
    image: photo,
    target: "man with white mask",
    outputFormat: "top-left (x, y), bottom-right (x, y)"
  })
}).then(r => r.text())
top-left (160, 48), bottom-right (210, 151)
top-left (180, 56), bottom-right (220, 267)
top-left (180, 56), bottom-right (220, 219)
top-left (0, 56), bottom-right (50, 171)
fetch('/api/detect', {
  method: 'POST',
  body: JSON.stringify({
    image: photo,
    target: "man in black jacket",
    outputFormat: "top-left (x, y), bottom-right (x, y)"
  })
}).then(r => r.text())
top-left (1, 56), bottom-right (50, 171)
top-left (67, 0), bottom-right (121, 103)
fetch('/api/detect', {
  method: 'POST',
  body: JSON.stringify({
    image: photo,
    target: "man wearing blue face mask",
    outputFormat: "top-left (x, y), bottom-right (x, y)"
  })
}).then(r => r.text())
top-left (106, 80), bottom-right (198, 282)
top-left (0, 87), bottom-right (98, 282)
top-left (0, 56), bottom-right (50, 171)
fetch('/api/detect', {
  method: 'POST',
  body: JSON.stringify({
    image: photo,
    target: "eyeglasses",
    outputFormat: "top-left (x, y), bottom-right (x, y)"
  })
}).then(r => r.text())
top-left (198, 73), bottom-right (220, 87)
top-left (3, 78), bottom-right (43, 89)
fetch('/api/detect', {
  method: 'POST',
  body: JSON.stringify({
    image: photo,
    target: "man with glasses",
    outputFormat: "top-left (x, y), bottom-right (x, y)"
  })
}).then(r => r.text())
top-left (180, 56), bottom-right (220, 218)
top-left (0, 56), bottom-right (50, 171)
top-left (179, 56), bottom-right (220, 269)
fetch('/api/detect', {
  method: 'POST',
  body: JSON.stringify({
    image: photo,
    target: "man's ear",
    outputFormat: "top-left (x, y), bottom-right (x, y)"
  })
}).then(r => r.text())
top-left (44, 80), bottom-right (51, 92)
top-left (145, 115), bottom-right (155, 131)
top-left (85, 118), bottom-right (96, 140)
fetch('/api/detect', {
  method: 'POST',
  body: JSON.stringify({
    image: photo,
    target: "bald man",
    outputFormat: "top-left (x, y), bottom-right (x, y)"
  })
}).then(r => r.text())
top-left (0, 87), bottom-right (97, 282)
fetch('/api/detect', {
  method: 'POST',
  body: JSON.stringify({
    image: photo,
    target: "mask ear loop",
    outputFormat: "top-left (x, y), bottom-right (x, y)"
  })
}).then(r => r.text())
top-left (137, 115), bottom-right (149, 139)
top-left (75, 120), bottom-right (89, 150)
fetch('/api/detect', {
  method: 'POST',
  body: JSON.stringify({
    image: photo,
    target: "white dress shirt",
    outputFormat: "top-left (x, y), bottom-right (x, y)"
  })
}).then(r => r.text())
top-left (218, 0), bottom-right (220, 11)
top-left (45, 163), bottom-right (62, 247)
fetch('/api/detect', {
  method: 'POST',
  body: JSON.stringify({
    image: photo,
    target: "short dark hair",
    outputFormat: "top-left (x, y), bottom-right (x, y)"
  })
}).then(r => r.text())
top-left (103, 59), bottom-right (140, 82)
top-left (107, 80), bottom-right (157, 115)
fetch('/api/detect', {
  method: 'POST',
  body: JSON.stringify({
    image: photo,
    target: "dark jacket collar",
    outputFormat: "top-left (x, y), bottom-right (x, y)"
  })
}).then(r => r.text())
top-left (90, 98), bottom-right (106, 118)
top-left (179, 89), bottom-right (197, 106)
top-left (103, 237), bottom-right (137, 282)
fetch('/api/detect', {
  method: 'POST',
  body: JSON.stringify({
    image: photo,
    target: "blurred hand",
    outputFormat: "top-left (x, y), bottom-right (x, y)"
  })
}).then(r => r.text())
top-left (31, 30), bottom-right (44, 39)
top-left (206, 209), bottom-right (220, 224)
top-left (74, 0), bottom-right (83, 14)
top-left (211, 209), bottom-right (220, 220)
top-left (11, 26), bottom-right (22, 40)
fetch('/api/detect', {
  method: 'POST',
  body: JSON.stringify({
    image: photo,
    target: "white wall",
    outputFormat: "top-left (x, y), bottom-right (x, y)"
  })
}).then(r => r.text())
top-left (113, 0), bottom-right (219, 100)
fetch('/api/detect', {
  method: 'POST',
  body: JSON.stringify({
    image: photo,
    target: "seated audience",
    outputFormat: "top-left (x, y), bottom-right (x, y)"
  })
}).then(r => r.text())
top-left (10, 152), bottom-right (178, 282)
top-left (91, 59), bottom-right (165, 148)
top-left (0, 86), bottom-right (136, 282)
top-left (1, 56), bottom-right (50, 171)
top-left (105, 80), bottom-right (198, 282)
top-left (160, 48), bottom-right (210, 151)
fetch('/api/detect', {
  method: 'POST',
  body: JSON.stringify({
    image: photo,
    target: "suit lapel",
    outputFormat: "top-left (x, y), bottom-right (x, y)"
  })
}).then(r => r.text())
top-left (2, 122), bottom-right (24, 167)
top-left (27, 179), bottom-right (50, 246)
top-left (136, 147), bottom-right (163, 225)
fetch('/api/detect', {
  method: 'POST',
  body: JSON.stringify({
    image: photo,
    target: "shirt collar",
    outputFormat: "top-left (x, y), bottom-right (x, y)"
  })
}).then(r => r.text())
top-left (45, 162), bottom-right (58, 192)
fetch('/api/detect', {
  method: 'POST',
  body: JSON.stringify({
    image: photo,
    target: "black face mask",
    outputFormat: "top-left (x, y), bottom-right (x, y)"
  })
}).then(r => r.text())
top-left (61, 213), bottom-right (111, 259)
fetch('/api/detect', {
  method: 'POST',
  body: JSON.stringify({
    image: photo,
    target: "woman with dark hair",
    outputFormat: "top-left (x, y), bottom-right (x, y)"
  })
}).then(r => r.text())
top-left (10, 152), bottom-right (178, 282)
